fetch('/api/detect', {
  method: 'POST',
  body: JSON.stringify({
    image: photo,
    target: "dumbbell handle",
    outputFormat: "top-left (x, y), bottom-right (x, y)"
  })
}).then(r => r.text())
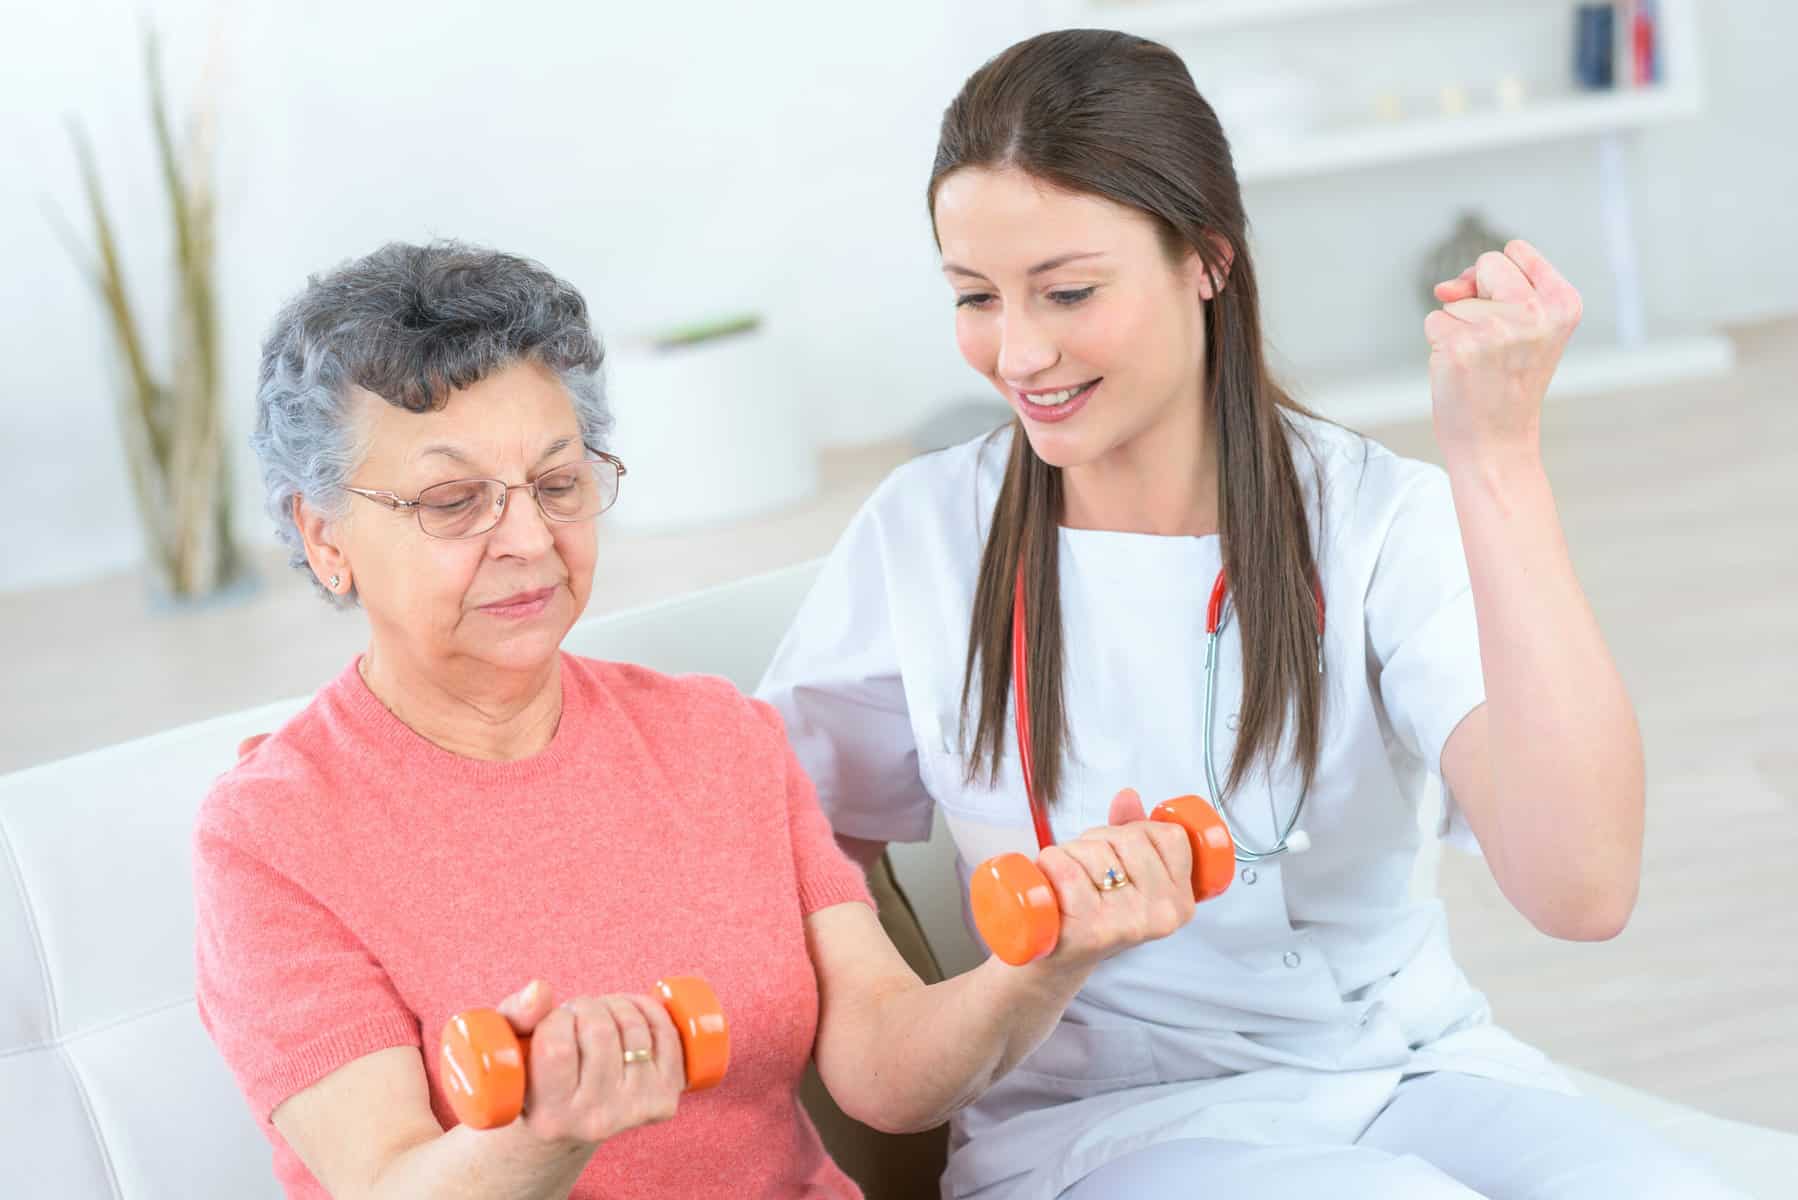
top-left (971, 795), bottom-right (1235, 967)
top-left (440, 975), bottom-right (728, 1130)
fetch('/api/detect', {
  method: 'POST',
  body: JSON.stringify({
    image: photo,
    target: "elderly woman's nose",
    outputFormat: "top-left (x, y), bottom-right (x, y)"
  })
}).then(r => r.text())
top-left (488, 486), bottom-right (557, 554)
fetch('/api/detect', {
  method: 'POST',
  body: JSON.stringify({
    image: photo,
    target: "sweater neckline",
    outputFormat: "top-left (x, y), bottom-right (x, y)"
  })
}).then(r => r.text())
top-left (333, 652), bottom-right (594, 785)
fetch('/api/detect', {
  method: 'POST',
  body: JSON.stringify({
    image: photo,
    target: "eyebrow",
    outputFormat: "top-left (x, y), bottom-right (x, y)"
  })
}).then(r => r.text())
top-left (942, 251), bottom-right (1107, 281)
top-left (417, 436), bottom-right (577, 470)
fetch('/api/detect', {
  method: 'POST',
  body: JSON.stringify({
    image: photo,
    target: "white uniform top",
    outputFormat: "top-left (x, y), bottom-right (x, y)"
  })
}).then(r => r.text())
top-left (757, 415), bottom-right (1571, 1200)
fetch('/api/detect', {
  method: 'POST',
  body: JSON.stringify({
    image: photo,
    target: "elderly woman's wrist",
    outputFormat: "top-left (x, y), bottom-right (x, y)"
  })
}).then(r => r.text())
top-left (469, 1121), bottom-right (594, 1194)
top-left (988, 951), bottom-right (1092, 1015)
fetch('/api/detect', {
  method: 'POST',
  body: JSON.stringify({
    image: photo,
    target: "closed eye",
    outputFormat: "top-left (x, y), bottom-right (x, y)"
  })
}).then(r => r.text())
top-left (955, 292), bottom-right (995, 309)
top-left (1049, 287), bottom-right (1096, 306)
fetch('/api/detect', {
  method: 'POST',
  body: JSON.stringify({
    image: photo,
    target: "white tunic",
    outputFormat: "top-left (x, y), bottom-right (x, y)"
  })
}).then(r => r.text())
top-left (757, 415), bottom-right (1572, 1200)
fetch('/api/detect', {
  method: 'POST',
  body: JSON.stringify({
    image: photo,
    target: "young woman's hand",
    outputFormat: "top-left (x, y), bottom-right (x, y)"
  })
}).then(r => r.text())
top-left (1426, 239), bottom-right (1583, 463)
top-left (1033, 788), bottom-right (1197, 976)
top-left (493, 980), bottom-right (688, 1149)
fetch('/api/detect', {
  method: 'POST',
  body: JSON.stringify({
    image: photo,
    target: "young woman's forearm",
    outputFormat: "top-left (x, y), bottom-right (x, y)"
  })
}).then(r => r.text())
top-left (1446, 443), bottom-right (1644, 938)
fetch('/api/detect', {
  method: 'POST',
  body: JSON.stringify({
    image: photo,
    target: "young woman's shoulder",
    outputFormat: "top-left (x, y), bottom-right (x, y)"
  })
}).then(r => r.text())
top-left (854, 424), bottom-right (1014, 546)
top-left (1284, 409), bottom-right (1451, 528)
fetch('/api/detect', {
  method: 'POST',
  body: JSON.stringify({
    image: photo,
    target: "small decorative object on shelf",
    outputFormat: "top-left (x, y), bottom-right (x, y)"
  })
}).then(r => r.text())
top-left (1629, 0), bottom-right (1661, 85)
top-left (1438, 84), bottom-right (1470, 117)
top-left (1575, 3), bottom-right (1618, 90)
top-left (650, 313), bottom-right (761, 351)
top-left (1419, 211), bottom-right (1513, 313)
top-left (1496, 75), bottom-right (1527, 111)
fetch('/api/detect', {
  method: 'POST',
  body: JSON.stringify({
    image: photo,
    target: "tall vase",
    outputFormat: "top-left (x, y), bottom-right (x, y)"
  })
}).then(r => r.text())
top-left (1419, 211), bottom-right (1512, 313)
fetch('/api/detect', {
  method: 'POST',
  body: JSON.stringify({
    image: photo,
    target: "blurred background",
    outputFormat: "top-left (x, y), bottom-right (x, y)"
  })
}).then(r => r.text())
top-left (1, 0), bottom-right (1791, 1134)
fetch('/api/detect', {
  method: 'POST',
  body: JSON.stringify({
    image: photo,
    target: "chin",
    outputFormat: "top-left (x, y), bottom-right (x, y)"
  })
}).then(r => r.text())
top-left (479, 632), bottom-right (566, 676)
top-left (475, 605), bottom-right (575, 670)
top-left (1017, 420), bottom-right (1106, 471)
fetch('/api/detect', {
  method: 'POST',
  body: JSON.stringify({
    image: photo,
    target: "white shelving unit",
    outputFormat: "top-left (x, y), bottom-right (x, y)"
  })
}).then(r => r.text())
top-left (1234, 82), bottom-right (1698, 185)
top-left (1073, 0), bottom-right (1734, 423)
top-left (1085, 0), bottom-right (1422, 37)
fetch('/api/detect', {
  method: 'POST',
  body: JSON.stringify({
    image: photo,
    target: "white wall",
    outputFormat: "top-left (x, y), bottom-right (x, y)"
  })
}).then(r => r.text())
top-left (1, 0), bottom-right (1792, 593)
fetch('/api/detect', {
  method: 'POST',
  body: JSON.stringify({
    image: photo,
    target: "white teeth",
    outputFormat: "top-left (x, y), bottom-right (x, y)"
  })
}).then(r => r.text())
top-left (1029, 384), bottom-right (1086, 406)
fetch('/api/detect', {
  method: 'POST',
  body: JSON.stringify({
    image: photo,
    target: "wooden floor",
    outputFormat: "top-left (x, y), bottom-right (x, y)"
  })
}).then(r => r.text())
top-left (3, 319), bottom-right (1792, 1133)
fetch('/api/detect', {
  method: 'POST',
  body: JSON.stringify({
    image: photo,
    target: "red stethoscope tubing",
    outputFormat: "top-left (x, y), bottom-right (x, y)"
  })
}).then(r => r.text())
top-left (1011, 559), bottom-right (1324, 852)
top-left (1010, 567), bottom-right (1056, 850)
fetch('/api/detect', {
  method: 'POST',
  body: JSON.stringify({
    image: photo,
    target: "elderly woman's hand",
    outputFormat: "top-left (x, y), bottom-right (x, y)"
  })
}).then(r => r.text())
top-left (494, 980), bottom-right (688, 1148)
top-left (1032, 788), bottom-right (1198, 976)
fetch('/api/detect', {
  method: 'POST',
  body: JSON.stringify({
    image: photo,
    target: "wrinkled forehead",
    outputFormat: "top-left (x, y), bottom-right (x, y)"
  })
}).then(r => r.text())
top-left (348, 361), bottom-right (582, 477)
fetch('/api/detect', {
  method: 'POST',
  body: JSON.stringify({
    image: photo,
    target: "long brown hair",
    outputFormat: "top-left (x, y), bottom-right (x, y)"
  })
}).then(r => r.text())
top-left (932, 29), bottom-right (1323, 809)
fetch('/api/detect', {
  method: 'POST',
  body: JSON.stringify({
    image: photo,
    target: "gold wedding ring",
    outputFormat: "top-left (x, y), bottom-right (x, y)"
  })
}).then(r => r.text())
top-left (622, 1046), bottom-right (654, 1066)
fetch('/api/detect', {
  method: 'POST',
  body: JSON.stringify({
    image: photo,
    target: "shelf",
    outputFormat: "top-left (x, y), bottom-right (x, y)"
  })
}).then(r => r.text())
top-left (1302, 332), bottom-right (1737, 430)
top-left (1235, 83), bottom-right (1700, 185)
top-left (1085, 0), bottom-right (1418, 36)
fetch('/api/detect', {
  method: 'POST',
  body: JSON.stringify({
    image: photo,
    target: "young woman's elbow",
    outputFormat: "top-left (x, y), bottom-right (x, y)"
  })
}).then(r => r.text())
top-left (1533, 874), bottom-right (1639, 942)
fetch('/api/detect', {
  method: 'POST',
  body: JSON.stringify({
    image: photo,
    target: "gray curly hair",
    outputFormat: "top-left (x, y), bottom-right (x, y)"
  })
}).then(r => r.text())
top-left (251, 240), bottom-right (611, 604)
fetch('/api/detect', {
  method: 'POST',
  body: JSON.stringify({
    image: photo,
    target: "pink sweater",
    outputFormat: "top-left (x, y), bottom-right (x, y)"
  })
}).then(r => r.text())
top-left (193, 654), bottom-right (871, 1199)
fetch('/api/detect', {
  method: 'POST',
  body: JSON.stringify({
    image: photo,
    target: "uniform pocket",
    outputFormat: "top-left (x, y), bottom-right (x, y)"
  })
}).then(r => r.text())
top-left (947, 1019), bottom-right (1161, 1196)
top-left (997, 1020), bottom-right (1159, 1108)
top-left (1014, 1020), bottom-right (1156, 1083)
top-left (1069, 728), bottom-right (1128, 772)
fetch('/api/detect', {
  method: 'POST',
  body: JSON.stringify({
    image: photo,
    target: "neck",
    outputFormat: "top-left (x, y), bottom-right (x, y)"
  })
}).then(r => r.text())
top-left (359, 642), bottom-right (564, 761)
top-left (1059, 397), bottom-right (1219, 537)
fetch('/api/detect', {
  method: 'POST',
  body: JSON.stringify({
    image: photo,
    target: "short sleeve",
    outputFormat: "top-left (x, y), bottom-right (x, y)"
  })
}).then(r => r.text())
top-left (756, 496), bottom-right (936, 844)
top-left (1363, 464), bottom-right (1487, 849)
top-left (750, 701), bottom-right (876, 916)
top-left (193, 798), bottom-right (420, 1121)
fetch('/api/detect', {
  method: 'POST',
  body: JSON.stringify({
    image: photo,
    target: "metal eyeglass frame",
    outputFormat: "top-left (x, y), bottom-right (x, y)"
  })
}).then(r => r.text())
top-left (343, 452), bottom-right (627, 540)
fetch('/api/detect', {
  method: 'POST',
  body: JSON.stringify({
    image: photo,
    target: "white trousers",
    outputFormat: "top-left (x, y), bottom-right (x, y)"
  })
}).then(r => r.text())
top-left (1060, 1071), bottom-right (1746, 1199)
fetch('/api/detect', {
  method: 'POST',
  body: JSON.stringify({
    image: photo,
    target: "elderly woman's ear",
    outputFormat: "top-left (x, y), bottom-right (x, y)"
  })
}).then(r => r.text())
top-left (292, 493), bottom-right (351, 597)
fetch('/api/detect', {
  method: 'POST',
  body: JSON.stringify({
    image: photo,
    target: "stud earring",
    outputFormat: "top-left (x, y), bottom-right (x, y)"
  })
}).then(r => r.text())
top-left (329, 574), bottom-right (341, 590)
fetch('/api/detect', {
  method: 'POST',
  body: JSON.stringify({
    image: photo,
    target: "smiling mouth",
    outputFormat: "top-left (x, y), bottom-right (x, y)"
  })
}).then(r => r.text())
top-left (1017, 379), bottom-right (1099, 408)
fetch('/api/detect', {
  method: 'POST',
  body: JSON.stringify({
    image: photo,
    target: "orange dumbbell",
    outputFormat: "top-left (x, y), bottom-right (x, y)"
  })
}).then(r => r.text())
top-left (970, 795), bottom-right (1236, 966)
top-left (439, 976), bottom-right (730, 1130)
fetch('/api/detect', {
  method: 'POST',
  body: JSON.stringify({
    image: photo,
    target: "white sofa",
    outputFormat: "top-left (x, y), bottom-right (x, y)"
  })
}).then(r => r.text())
top-left (2, 560), bottom-right (1792, 1198)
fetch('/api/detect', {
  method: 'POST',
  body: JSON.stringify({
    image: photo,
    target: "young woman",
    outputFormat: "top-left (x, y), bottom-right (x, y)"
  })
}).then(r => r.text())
top-left (757, 29), bottom-right (1741, 1200)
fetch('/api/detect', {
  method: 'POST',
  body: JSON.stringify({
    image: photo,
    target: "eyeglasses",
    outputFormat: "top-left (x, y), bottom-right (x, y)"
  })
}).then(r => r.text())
top-left (345, 454), bottom-right (626, 540)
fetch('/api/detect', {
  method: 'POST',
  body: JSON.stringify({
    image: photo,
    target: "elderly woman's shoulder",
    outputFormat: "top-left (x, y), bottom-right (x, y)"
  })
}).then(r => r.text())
top-left (564, 655), bottom-right (787, 742)
top-left (566, 654), bottom-right (749, 710)
top-left (194, 698), bottom-right (342, 843)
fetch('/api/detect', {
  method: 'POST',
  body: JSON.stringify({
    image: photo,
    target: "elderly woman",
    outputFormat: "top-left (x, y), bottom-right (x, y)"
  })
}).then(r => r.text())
top-left (192, 241), bottom-right (1199, 1200)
